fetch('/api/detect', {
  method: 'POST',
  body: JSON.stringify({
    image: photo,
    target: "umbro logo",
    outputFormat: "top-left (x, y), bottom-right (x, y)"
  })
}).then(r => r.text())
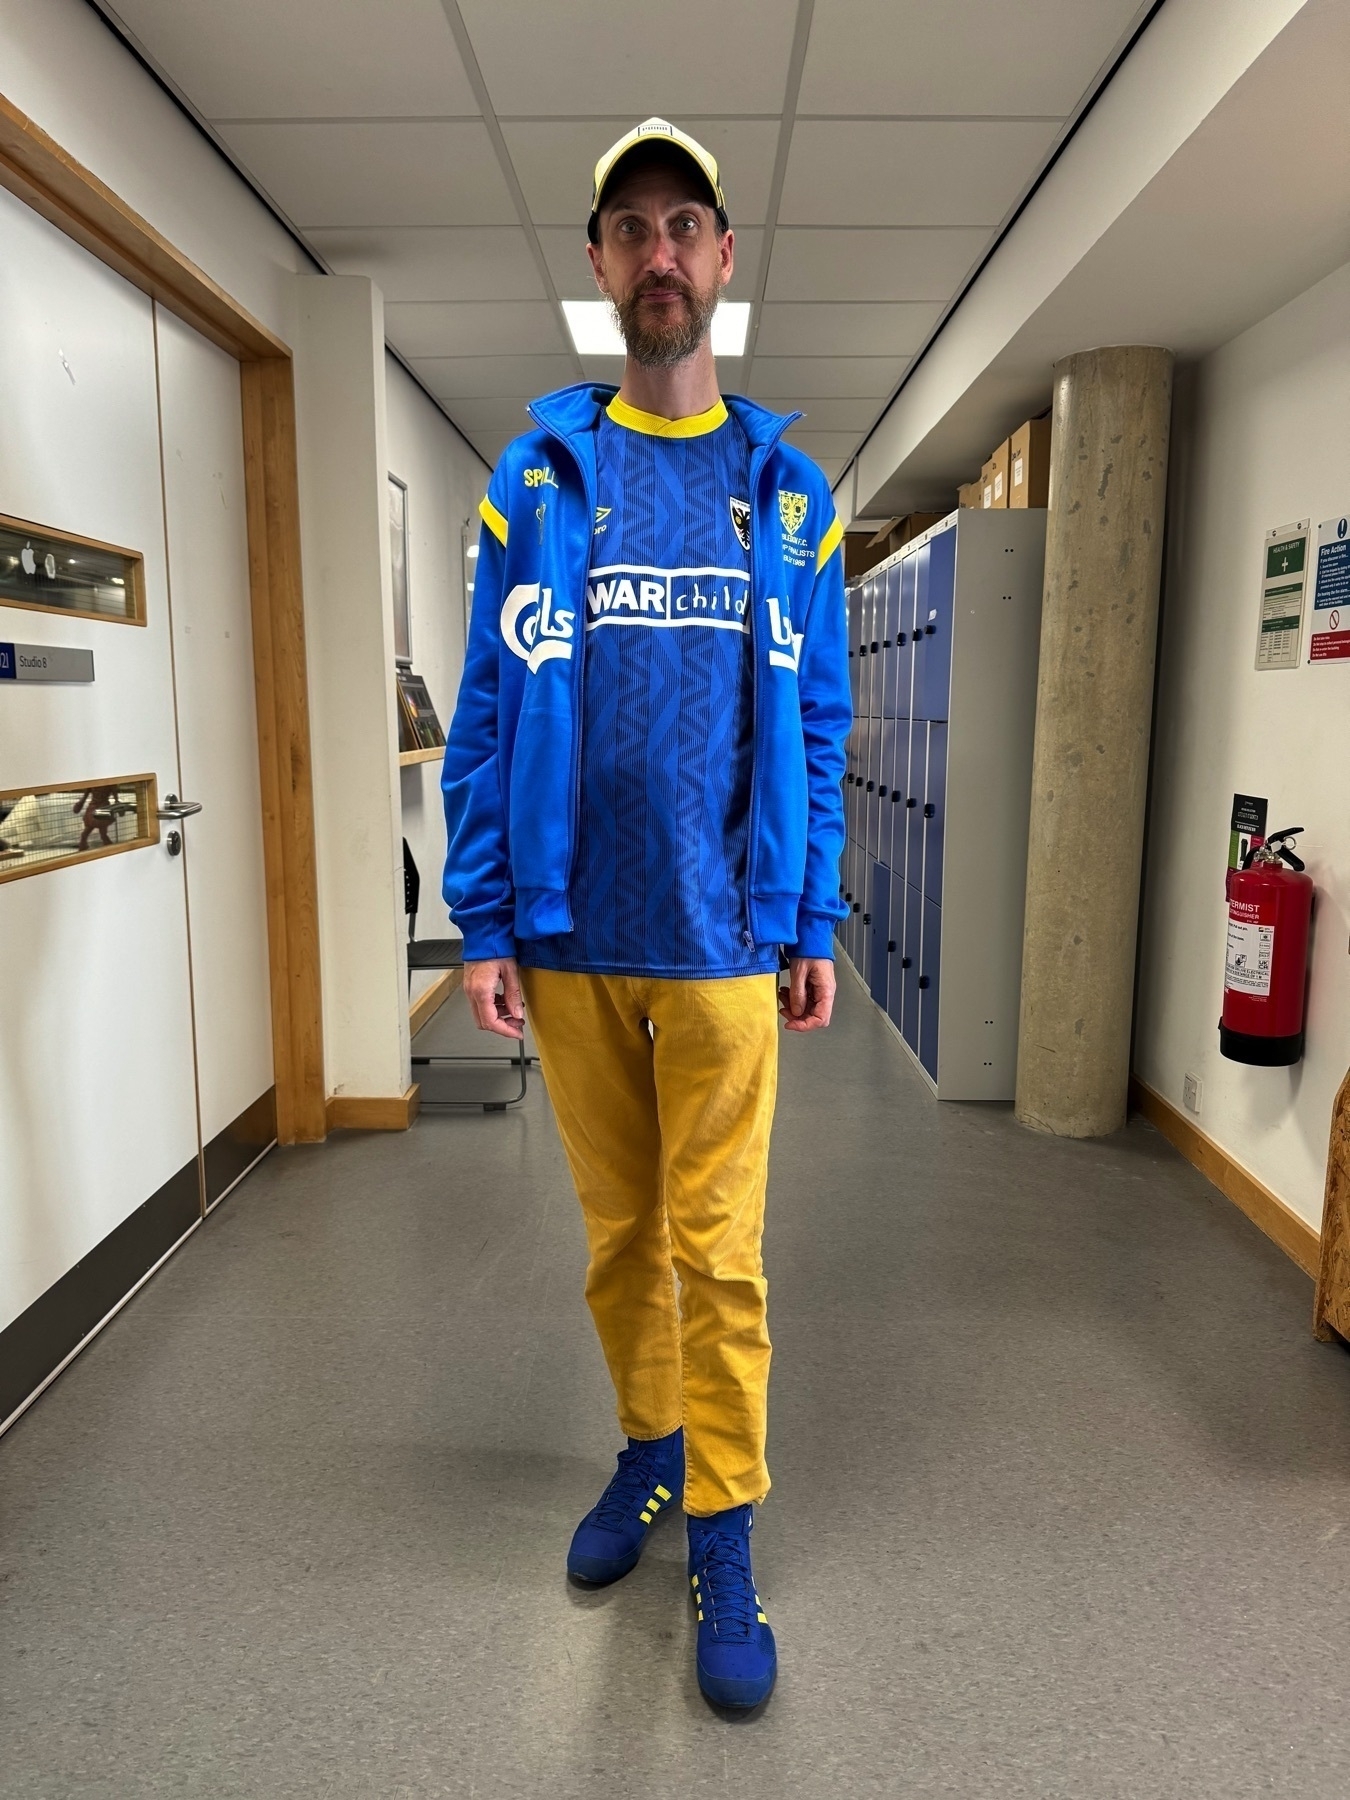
top-left (594, 505), bottom-right (612, 535)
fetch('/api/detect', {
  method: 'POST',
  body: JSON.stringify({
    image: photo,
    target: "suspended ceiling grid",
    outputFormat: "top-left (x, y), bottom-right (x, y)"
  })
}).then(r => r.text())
top-left (99, 0), bottom-right (1149, 486)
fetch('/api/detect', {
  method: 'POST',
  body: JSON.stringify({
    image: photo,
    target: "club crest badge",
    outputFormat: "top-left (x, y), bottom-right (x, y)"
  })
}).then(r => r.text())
top-left (778, 490), bottom-right (808, 537)
top-left (729, 496), bottom-right (751, 552)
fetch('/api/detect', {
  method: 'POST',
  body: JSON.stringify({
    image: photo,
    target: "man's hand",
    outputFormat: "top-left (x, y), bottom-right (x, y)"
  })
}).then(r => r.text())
top-left (463, 957), bottom-right (525, 1040)
top-left (779, 956), bottom-right (836, 1032)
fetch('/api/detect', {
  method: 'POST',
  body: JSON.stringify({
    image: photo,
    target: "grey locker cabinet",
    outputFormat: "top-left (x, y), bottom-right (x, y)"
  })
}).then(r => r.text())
top-left (868, 862), bottom-right (892, 1011)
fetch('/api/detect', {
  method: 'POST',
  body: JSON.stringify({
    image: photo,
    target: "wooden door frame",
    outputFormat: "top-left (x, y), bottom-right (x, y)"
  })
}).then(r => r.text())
top-left (0, 93), bottom-right (326, 1142)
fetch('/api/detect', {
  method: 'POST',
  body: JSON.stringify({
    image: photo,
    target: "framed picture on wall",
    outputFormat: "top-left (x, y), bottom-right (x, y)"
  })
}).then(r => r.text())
top-left (388, 473), bottom-right (411, 665)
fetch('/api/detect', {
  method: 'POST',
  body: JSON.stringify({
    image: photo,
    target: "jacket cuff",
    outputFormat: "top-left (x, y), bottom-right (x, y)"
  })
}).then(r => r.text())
top-left (455, 908), bottom-right (517, 963)
top-left (790, 911), bottom-right (838, 960)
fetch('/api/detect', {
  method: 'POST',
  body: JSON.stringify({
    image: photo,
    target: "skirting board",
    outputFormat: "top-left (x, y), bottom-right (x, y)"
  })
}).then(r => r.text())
top-left (326, 1085), bottom-right (421, 1132)
top-left (409, 966), bottom-right (463, 1038)
top-left (1129, 1077), bottom-right (1320, 1278)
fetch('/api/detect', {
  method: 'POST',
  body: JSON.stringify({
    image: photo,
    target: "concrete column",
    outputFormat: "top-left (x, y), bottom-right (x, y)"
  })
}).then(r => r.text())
top-left (1015, 345), bottom-right (1174, 1138)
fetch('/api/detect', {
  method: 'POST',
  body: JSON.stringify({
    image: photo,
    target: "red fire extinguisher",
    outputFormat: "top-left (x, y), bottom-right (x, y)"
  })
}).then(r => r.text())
top-left (1220, 826), bottom-right (1313, 1066)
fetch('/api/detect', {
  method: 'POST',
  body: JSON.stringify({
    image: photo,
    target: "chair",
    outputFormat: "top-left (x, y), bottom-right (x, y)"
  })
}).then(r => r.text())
top-left (403, 839), bottom-right (528, 1111)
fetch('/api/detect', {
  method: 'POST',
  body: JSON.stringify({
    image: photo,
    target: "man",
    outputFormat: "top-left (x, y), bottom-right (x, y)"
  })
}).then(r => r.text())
top-left (442, 118), bottom-right (850, 1712)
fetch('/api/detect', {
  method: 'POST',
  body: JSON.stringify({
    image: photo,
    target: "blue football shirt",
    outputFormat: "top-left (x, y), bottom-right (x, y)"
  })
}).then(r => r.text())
top-left (517, 395), bottom-right (778, 978)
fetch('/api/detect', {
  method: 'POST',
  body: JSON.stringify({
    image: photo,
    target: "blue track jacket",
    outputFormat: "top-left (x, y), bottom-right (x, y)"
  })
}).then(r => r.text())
top-left (441, 384), bottom-right (850, 964)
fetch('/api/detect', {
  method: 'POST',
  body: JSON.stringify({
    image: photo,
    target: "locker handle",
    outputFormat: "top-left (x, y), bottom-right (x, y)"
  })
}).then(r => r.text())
top-left (924, 803), bottom-right (935, 818)
top-left (925, 624), bottom-right (936, 636)
top-left (887, 940), bottom-right (897, 953)
top-left (905, 796), bottom-right (917, 808)
top-left (852, 903), bottom-right (861, 913)
top-left (870, 642), bottom-right (879, 653)
top-left (918, 975), bottom-right (930, 989)
top-left (882, 638), bottom-right (892, 648)
top-left (862, 913), bottom-right (871, 924)
top-left (878, 785), bottom-right (888, 797)
top-left (866, 781), bottom-right (875, 791)
top-left (900, 957), bottom-right (912, 969)
top-left (844, 891), bottom-right (853, 902)
top-left (891, 791), bottom-right (901, 803)
top-left (896, 630), bottom-right (907, 645)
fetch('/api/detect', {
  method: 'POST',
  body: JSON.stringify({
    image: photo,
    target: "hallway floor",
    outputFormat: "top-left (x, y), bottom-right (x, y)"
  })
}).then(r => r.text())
top-left (3, 972), bottom-right (1348, 1798)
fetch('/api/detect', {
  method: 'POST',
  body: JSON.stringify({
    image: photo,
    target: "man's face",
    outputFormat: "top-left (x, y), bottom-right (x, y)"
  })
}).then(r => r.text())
top-left (588, 163), bottom-right (735, 368)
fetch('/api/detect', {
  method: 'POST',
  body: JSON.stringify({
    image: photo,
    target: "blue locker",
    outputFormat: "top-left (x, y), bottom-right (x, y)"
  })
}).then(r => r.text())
top-left (895, 553), bottom-right (917, 719)
top-left (919, 896), bottom-right (942, 1079)
top-left (880, 563), bottom-right (902, 718)
top-left (909, 543), bottom-right (931, 719)
top-left (886, 719), bottom-right (910, 880)
top-left (877, 718), bottom-right (896, 869)
top-left (865, 717), bottom-right (882, 859)
top-left (868, 863), bottom-right (891, 1009)
top-left (900, 880), bottom-right (923, 1049)
top-left (867, 572), bottom-right (883, 718)
top-left (847, 586), bottom-right (862, 714)
top-left (905, 721), bottom-right (929, 888)
top-left (923, 721), bottom-right (947, 904)
top-left (915, 526), bottom-right (956, 722)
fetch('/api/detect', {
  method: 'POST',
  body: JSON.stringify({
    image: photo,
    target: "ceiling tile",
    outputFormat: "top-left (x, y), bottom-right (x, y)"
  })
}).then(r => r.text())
top-left (307, 228), bottom-right (545, 301)
top-left (412, 355), bottom-right (578, 399)
top-left (784, 429), bottom-right (866, 460)
top-left (112, 0), bottom-right (478, 118)
top-left (216, 121), bottom-right (515, 226)
top-left (775, 397), bottom-right (878, 431)
top-left (502, 119), bottom-right (780, 228)
top-left (755, 301), bottom-right (940, 357)
top-left (748, 357), bottom-right (907, 398)
top-left (779, 120), bottom-right (1062, 227)
top-left (440, 398), bottom-right (537, 433)
top-left (385, 301), bottom-right (566, 357)
top-left (459, 0), bottom-right (798, 114)
top-left (765, 228), bottom-right (988, 301)
top-left (536, 226), bottom-right (765, 301)
top-left (799, 0), bottom-right (1143, 116)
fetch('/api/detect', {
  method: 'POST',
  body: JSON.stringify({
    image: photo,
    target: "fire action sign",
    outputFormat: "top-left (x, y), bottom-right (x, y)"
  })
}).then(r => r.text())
top-left (1309, 515), bottom-right (1350, 663)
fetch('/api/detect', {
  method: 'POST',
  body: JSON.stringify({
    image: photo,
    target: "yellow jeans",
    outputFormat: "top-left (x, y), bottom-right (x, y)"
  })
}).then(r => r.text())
top-left (519, 968), bottom-right (779, 1515)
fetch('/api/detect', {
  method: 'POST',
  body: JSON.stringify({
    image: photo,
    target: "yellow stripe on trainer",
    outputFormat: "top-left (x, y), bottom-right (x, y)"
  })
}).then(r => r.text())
top-left (655, 1485), bottom-right (672, 1502)
top-left (639, 1510), bottom-right (652, 1524)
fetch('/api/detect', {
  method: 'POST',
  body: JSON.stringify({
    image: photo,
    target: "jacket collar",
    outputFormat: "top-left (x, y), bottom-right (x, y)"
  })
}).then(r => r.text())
top-left (527, 382), bottom-right (799, 453)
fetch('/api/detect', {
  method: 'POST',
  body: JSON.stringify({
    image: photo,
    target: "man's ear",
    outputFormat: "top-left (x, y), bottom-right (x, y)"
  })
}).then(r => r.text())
top-left (719, 227), bottom-right (735, 289)
top-left (586, 238), bottom-right (609, 297)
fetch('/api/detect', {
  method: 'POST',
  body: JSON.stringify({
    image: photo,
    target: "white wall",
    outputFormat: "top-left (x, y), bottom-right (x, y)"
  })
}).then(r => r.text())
top-left (0, 0), bottom-right (309, 341)
top-left (384, 355), bottom-right (488, 984)
top-left (1136, 259), bottom-right (1350, 1229)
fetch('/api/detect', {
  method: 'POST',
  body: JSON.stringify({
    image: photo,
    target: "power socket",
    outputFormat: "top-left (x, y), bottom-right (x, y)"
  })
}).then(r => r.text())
top-left (1183, 1072), bottom-right (1202, 1115)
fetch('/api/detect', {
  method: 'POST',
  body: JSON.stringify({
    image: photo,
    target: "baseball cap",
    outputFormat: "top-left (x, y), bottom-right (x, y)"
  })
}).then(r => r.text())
top-left (587, 117), bottom-right (729, 243)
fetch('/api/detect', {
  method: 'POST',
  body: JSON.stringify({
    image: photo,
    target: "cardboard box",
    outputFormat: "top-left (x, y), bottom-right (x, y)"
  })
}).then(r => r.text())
top-left (958, 481), bottom-right (982, 509)
top-left (1009, 416), bottom-right (1051, 508)
top-left (986, 438), bottom-right (1011, 509)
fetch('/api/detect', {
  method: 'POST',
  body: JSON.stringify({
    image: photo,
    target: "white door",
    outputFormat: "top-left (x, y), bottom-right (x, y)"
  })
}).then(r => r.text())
top-left (0, 190), bottom-right (201, 1355)
top-left (155, 308), bottom-right (275, 1206)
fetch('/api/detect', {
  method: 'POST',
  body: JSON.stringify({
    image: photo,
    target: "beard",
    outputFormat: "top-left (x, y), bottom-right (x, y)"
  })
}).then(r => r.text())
top-left (611, 271), bottom-right (722, 368)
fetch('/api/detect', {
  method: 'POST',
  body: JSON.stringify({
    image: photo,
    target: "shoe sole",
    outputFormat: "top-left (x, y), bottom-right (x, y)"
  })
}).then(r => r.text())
top-left (566, 1543), bottom-right (643, 1587)
top-left (696, 1661), bottom-right (777, 1711)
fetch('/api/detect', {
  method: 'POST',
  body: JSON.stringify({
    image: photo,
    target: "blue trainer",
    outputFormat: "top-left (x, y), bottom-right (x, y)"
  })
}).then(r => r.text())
top-left (687, 1505), bottom-right (777, 1710)
top-left (566, 1428), bottom-right (685, 1586)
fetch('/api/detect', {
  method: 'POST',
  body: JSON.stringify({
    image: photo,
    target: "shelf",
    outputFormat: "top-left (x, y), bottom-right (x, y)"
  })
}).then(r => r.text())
top-left (399, 746), bottom-right (444, 767)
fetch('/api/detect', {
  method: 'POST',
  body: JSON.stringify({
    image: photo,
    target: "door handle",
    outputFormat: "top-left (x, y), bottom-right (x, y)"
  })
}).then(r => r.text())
top-left (157, 793), bottom-right (203, 821)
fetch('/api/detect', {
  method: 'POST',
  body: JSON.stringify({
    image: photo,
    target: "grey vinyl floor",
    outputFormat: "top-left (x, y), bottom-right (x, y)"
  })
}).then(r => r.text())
top-left (3, 969), bottom-right (1350, 1798)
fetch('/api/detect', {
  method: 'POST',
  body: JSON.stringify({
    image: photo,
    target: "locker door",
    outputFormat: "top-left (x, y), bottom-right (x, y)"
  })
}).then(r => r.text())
top-left (865, 717), bottom-right (881, 860)
top-left (868, 862), bottom-right (891, 1009)
top-left (859, 577), bottom-right (876, 720)
top-left (880, 563), bottom-right (901, 718)
top-left (895, 553), bottom-right (917, 719)
top-left (906, 721), bottom-right (929, 891)
top-left (889, 719), bottom-right (911, 886)
top-left (900, 880), bottom-right (923, 1049)
top-left (909, 543), bottom-right (930, 719)
top-left (919, 896), bottom-right (942, 1079)
top-left (868, 573), bottom-right (883, 718)
top-left (877, 717), bottom-right (896, 872)
top-left (847, 587), bottom-right (862, 713)
top-left (922, 721), bottom-right (947, 905)
top-left (916, 526), bottom-right (956, 722)
top-left (857, 856), bottom-right (873, 987)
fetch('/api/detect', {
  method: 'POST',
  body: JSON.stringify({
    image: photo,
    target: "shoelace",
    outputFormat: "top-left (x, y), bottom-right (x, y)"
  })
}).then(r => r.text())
top-left (591, 1442), bottom-right (669, 1533)
top-left (692, 1527), bottom-right (757, 1642)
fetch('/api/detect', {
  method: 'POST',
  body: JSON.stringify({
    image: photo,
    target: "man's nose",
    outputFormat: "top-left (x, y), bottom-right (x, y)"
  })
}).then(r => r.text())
top-left (644, 233), bottom-right (681, 277)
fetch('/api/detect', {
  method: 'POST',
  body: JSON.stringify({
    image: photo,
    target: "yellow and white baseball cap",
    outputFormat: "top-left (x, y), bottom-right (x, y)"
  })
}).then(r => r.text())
top-left (587, 117), bottom-right (729, 243)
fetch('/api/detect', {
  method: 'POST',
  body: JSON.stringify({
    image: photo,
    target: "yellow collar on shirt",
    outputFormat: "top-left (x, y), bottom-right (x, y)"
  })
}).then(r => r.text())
top-left (605, 394), bottom-right (729, 438)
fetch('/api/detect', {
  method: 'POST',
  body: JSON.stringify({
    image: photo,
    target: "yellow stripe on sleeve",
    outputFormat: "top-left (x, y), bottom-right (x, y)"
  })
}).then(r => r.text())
top-left (479, 494), bottom-right (508, 546)
top-left (815, 511), bottom-right (844, 572)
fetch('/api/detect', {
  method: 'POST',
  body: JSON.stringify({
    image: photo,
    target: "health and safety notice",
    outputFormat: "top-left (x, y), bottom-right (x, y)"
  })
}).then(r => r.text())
top-left (1309, 515), bottom-right (1350, 662)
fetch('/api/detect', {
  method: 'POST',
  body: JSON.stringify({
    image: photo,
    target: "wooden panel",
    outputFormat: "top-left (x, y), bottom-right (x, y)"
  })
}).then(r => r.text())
top-left (398, 746), bottom-right (444, 767)
top-left (0, 92), bottom-right (285, 363)
top-left (241, 358), bottom-right (326, 1144)
top-left (409, 966), bottom-right (463, 1038)
top-left (1313, 1070), bottom-right (1350, 1342)
top-left (1130, 1077), bottom-right (1320, 1279)
top-left (327, 1086), bottom-right (421, 1132)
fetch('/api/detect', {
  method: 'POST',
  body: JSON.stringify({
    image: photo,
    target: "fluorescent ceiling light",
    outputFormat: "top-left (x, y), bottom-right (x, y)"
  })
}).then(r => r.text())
top-left (561, 300), bottom-right (750, 359)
